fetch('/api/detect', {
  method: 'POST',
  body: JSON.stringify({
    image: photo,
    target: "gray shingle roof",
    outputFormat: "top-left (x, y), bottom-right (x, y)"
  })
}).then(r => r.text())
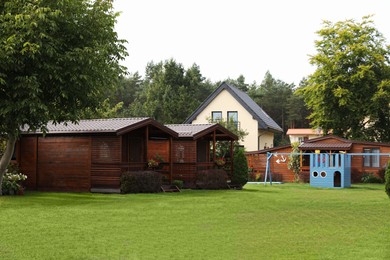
top-left (166, 124), bottom-right (216, 138)
top-left (22, 118), bottom-right (177, 137)
top-left (165, 123), bottom-right (238, 140)
top-left (184, 82), bottom-right (283, 132)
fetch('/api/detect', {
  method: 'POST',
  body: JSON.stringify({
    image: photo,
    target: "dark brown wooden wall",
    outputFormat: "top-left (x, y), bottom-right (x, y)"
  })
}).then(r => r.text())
top-left (19, 136), bottom-right (38, 189)
top-left (91, 136), bottom-right (121, 189)
top-left (148, 140), bottom-right (169, 162)
top-left (246, 146), bottom-right (295, 182)
top-left (37, 137), bottom-right (91, 191)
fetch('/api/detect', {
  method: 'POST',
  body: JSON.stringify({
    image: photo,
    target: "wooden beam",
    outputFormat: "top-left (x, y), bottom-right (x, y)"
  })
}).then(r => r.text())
top-left (169, 136), bottom-right (173, 184)
top-left (213, 130), bottom-right (216, 161)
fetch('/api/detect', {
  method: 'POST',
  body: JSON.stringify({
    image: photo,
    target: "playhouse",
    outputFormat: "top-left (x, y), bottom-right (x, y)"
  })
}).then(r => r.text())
top-left (310, 153), bottom-right (351, 188)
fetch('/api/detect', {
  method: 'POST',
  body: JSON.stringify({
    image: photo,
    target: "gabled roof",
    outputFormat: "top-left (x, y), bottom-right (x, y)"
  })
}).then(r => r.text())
top-left (165, 123), bottom-right (238, 140)
top-left (184, 82), bottom-right (283, 133)
top-left (299, 135), bottom-right (352, 150)
top-left (22, 118), bottom-right (178, 137)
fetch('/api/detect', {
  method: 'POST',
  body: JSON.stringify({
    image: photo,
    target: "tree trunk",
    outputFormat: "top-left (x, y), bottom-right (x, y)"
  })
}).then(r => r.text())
top-left (0, 135), bottom-right (17, 196)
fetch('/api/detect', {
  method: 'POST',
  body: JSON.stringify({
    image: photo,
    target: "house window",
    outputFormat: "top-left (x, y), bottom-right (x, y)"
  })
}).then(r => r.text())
top-left (211, 111), bottom-right (222, 122)
top-left (227, 111), bottom-right (238, 129)
top-left (363, 148), bottom-right (380, 168)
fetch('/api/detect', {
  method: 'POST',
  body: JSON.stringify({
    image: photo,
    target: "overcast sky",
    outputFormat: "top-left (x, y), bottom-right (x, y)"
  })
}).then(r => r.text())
top-left (113, 0), bottom-right (390, 86)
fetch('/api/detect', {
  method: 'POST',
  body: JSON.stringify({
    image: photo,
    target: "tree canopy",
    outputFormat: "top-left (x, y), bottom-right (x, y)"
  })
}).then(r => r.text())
top-left (129, 59), bottom-right (214, 124)
top-left (0, 0), bottom-right (127, 194)
top-left (298, 16), bottom-right (390, 142)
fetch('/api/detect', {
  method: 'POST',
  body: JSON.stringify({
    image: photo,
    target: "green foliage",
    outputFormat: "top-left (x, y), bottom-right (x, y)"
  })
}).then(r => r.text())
top-left (172, 180), bottom-right (184, 189)
top-left (299, 16), bottom-right (390, 142)
top-left (231, 148), bottom-right (248, 186)
top-left (248, 71), bottom-right (308, 145)
top-left (1, 164), bottom-right (27, 195)
top-left (129, 59), bottom-right (214, 124)
top-left (196, 169), bottom-right (228, 189)
top-left (0, 0), bottom-right (127, 194)
top-left (287, 142), bottom-right (301, 182)
top-left (385, 161), bottom-right (390, 198)
top-left (120, 171), bottom-right (162, 194)
top-left (361, 172), bottom-right (383, 184)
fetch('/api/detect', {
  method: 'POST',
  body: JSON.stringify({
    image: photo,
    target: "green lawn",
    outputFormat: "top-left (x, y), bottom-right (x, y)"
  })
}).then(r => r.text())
top-left (1, 184), bottom-right (389, 259)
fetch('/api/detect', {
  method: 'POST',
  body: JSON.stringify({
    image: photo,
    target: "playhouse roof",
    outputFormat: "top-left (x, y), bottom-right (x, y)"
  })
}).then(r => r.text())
top-left (21, 118), bottom-right (178, 137)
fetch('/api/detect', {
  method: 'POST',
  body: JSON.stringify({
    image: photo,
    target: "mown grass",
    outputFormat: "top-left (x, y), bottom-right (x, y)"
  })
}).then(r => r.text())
top-left (1, 183), bottom-right (389, 259)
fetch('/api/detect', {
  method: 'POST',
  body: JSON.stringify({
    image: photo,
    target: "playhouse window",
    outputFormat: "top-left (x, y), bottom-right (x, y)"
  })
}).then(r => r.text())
top-left (363, 148), bottom-right (380, 168)
top-left (320, 171), bottom-right (327, 178)
top-left (312, 171), bottom-right (318, 178)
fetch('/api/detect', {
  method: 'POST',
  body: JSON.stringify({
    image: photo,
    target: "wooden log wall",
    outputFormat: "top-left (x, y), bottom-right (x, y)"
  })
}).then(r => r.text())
top-left (91, 136), bottom-right (121, 189)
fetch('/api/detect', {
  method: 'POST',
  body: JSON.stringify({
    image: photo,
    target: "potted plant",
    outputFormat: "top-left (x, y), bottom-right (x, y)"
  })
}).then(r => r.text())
top-left (215, 158), bottom-right (226, 168)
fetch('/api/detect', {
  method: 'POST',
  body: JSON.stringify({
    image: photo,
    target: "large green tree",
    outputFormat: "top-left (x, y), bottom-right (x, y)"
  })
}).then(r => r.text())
top-left (130, 59), bottom-right (213, 124)
top-left (299, 16), bottom-right (390, 141)
top-left (0, 0), bottom-right (127, 194)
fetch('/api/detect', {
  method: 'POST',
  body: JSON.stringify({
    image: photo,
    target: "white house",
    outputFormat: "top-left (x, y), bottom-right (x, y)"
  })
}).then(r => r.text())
top-left (184, 82), bottom-right (283, 151)
top-left (286, 128), bottom-right (323, 143)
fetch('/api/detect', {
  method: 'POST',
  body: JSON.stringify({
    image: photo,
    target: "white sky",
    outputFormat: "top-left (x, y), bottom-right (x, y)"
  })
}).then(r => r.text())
top-left (113, 0), bottom-right (390, 86)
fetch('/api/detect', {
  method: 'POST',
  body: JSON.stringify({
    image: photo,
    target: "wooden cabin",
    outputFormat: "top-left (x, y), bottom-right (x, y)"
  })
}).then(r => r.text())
top-left (166, 124), bottom-right (238, 188)
top-left (246, 135), bottom-right (390, 183)
top-left (15, 118), bottom-right (238, 192)
top-left (16, 118), bottom-right (178, 192)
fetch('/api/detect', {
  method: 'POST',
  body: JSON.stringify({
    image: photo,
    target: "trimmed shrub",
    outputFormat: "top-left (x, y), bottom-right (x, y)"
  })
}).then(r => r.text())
top-left (196, 169), bottom-right (228, 190)
top-left (385, 161), bottom-right (390, 199)
top-left (120, 171), bottom-right (162, 194)
top-left (231, 148), bottom-right (248, 186)
top-left (361, 172), bottom-right (383, 184)
top-left (172, 180), bottom-right (183, 189)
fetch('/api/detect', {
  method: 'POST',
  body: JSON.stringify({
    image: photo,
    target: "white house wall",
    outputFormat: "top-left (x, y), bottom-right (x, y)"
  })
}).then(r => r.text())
top-left (191, 89), bottom-right (262, 151)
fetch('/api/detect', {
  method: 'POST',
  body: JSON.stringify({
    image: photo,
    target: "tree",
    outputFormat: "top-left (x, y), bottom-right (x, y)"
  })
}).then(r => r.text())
top-left (287, 142), bottom-right (301, 183)
top-left (0, 0), bottom-right (127, 194)
top-left (130, 59), bottom-right (213, 124)
top-left (248, 71), bottom-right (294, 145)
top-left (298, 16), bottom-right (390, 142)
top-left (231, 148), bottom-right (248, 187)
top-left (385, 161), bottom-right (390, 199)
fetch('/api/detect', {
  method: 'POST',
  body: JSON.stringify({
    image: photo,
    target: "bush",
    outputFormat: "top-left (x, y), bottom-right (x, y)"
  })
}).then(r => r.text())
top-left (172, 180), bottom-right (183, 189)
top-left (1, 164), bottom-right (27, 195)
top-left (361, 172), bottom-right (383, 184)
top-left (231, 148), bottom-right (248, 187)
top-left (120, 171), bottom-right (162, 194)
top-left (196, 169), bottom-right (228, 190)
top-left (385, 161), bottom-right (390, 199)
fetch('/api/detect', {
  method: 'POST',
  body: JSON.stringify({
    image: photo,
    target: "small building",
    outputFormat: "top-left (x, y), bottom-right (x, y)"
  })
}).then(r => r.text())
top-left (166, 123), bottom-right (238, 187)
top-left (15, 118), bottom-right (238, 192)
top-left (16, 118), bottom-right (178, 192)
top-left (286, 128), bottom-right (323, 143)
top-left (184, 82), bottom-right (282, 151)
top-left (246, 135), bottom-right (390, 183)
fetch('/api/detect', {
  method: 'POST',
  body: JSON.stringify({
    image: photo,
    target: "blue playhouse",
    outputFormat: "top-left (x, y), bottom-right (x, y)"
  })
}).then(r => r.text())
top-left (309, 153), bottom-right (351, 188)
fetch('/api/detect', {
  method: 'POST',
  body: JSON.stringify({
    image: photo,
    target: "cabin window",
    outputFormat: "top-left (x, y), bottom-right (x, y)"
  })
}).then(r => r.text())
top-left (227, 111), bottom-right (238, 129)
top-left (211, 111), bottom-right (222, 122)
top-left (363, 148), bottom-right (380, 168)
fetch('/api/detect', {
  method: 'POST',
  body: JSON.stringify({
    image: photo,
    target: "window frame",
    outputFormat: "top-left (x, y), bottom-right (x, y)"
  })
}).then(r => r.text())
top-left (211, 111), bottom-right (222, 122)
top-left (363, 147), bottom-right (380, 168)
top-left (227, 111), bottom-right (238, 129)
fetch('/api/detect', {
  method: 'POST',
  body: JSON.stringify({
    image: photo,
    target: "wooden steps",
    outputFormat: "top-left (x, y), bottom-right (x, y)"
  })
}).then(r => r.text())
top-left (161, 185), bottom-right (181, 192)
